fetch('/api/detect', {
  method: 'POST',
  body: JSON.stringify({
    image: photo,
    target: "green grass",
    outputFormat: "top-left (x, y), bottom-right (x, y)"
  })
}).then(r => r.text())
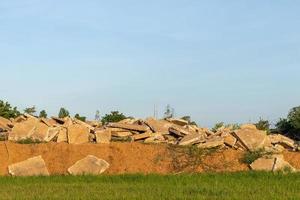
top-left (0, 172), bottom-right (299, 200)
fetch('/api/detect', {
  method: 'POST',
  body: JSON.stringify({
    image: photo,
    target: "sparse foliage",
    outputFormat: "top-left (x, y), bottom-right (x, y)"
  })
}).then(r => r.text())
top-left (58, 108), bottom-right (70, 118)
top-left (212, 122), bottom-right (224, 132)
top-left (95, 110), bottom-right (100, 121)
top-left (255, 118), bottom-right (270, 133)
top-left (241, 149), bottom-right (269, 165)
top-left (181, 116), bottom-right (197, 126)
top-left (24, 106), bottom-right (36, 115)
top-left (0, 100), bottom-right (21, 119)
top-left (101, 111), bottom-right (127, 125)
top-left (39, 110), bottom-right (47, 118)
top-left (75, 113), bottom-right (86, 122)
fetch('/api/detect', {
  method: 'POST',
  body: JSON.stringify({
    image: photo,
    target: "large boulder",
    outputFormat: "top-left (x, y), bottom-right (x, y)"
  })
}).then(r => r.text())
top-left (8, 156), bottom-right (49, 176)
top-left (250, 155), bottom-right (296, 172)
top-left (67, 124), bottom-right (89, 144)
top-left (179, 132), bottom-right (205, 146)
top-left (68, 155), bottom-right (110, 175)
top-left (8, 118), bottom-right (39, 141)
top-left (233, 127), bottom-right (271, 151)
top-left (95, 129), bottom-right (111, 144)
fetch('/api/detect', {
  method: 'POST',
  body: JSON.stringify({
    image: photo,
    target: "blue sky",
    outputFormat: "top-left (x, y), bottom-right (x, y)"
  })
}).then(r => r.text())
top-left (1, 0), bottom-right (300, 127)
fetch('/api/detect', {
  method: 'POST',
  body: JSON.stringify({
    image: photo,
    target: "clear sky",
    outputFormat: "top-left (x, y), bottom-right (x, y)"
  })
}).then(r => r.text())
top-left (1, 1), bottom-right (300, 127)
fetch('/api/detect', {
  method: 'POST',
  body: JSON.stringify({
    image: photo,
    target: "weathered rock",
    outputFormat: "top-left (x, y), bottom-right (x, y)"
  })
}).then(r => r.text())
top-left (198, 137), bottom-right (224, 149)
top-left (144, 118), bottom-right (172, 134)
top-left (179, 133), bottom-right (205, 146)
top-left (250, 157), bottom-right (275, 171)
top-left (51, 117), bottom-right (65, 124)
top-left (168, 118), bottom-right (189, 126)
top-left (272, 155), bottom-right (296, 172)
top-left (132, 132), bottom-right (152, 141)
top-left (144, 133), bottom-right (166, 144)
top-left (67, 124), bottom-right (89, 144)
top-left (57, 127), bottom-right (68, 143)
top-left (269, 134), bottom-right (295, 149)
top-left (8, 118), bottom-right (38, 141)
top-left (68, 155), bottom-right (110, 175)
top-left (74, 119), bottom-right (94, 131)
top-left (111, 131), bottom-right (133, 137)
top-left (95, 129), bottom-right (111, 144)
top-left (108, 123), bottom-right (148, 132)
top-left (223, 133), bottom-right (237, 148)
top-left (30, 122), bottom-right (49, 141)
top-left (169, 126), bottom-right (193, 137)
top-left (240, 124), bottom-right (257, 130)
top-left (233, 128), bottom-right (270, 151)
top-left (8, 156), bottom-right (49, 176)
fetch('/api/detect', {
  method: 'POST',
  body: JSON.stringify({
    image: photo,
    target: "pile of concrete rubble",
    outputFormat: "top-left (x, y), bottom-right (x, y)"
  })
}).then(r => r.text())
top-left (1, 114), bottom-right (300, 176)
top-left (1, 114), bottom-right (299, 153)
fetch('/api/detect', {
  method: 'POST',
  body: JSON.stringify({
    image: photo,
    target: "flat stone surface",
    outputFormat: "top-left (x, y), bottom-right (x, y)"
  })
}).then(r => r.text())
top-left (179, 133), bottom-right (205, 146)
top-left (198, 137), bottom-right (224, 149)
top-left (8, 156), bottom-right (49, 176)
top-left (108, 123), bottom-right (148, 132)
top-left (111, 131), bottom-right (133, 137)
top-left (144, 118), bottom-right (172, 134)
top-left (233, 128), bottom-right (269, 151)
top-left (169, 118), bottom-right (189, 126)
top-left (169, 126), bottom-right (193, 137)
top-left (68, 155), bottom-right (110, 175)
top-left (273, 155), bottom-right (296, 172)
top-left (67, 124), bottom-right (89, 144)
top-left (8, 118), bottom-right (38, 141)
top-left (57, 127), bottom-right (68, 143)
top-left (132, 132), bottom-right (152, 140)
top-left (250, 157), bottom-right (275, 171)
top-left (223, 133), bottom-right (237, 147)
top-left (96, 129), bottom-right (111, 144)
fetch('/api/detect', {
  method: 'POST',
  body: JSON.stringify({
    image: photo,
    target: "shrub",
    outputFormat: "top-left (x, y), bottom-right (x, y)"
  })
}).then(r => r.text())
top-left (255, 118), bottom-right (270, 133)
top-left (0, 100), bottom-right (21, 119)
top-left (101, 111), bottom-right (127, 125)
top-left (241, 149), bottom-right (270, 165)
top-left (39, 110), bottom-right (48, 118)
top-left (74, 113), bottom-right (86, 122)
top-left (58, 108), bottom-right (70, 118)
top-left (17, 138), bottom-right (43, 144)
top-left (211, 122), bottom-right (224, 132)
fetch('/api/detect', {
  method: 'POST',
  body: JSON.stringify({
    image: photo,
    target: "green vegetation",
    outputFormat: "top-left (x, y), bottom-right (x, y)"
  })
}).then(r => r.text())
top-left (0, 100), bottom-right (21, 119)
top-left (164, 104), bottom-right (174, 119)
top-left (275, 106), bottom-right (300, 139)
top-left (74, 113), bottom-right (86, 122)
top-left (101, 111), bottom-right (127, 125)
top-left (39, 110), bottom-right (48, 118)
top-left (0, 173), bottom-right (299, 199)
top-left (241, 149), bottom-right (272, 165)
top-left (212, 122), bottom-right (225, 132)
top-left (16, 138), bottom-right (43, 144)
top-left (255, 118), bottom-right (270, 133)
top-left (58, 107), bottom-right (70, 118)
top-left (181, 116), bottom-right (197, 126)
top-left (24, 106), bottom-right (36, 115)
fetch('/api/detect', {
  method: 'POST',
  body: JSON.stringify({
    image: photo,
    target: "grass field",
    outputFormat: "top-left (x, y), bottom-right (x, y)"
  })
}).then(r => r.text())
top-left (0, 172), bottom-right (299, 200)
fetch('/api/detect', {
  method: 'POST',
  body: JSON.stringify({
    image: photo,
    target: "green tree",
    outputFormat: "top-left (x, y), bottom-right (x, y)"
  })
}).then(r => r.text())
top-left (276, 118), bottom-right (293, 134)
top-left (24, 106), bottom-right (36, 115)
top-left (58, 108), bottom-right (70, 118)
top-left (39, 110), bottom-right (48, 118)
top-left (288, 106), bottom-right (300, 130)
top-left (164, 104), bottom-right (174, 119)
top-left (0, 100), bottom-right (21, 119)
top-left (255, 118), bottom-right (270, 133)
top-left (101, 111), bottom-right (126, 125)
top-left (75, 113), bottom-right (86, 122)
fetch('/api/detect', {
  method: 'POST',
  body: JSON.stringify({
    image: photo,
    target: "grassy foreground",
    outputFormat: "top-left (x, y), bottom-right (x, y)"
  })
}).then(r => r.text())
top-left (0, 172), bottom-right (299, 200)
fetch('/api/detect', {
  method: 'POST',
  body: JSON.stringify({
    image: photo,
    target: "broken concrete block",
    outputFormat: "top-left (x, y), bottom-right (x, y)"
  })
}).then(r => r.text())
top-left (8, 118), bottom-right (38, 141)
top-left (8, 156), bottom-right (49, 176)
top-left (108, 123), bottom-right (148, 132)
top-left (132, 132), bottom-right (152, 141)
top-left (169, 126), bottom-right (192, 137)
top-left (240, 124), bottom-right (257, 130)
top-left (57, 127), bottom-right (68, 143)
top-left (144, 118), bottom-right (172, 134)
top-left (233, 128), bottom-right (270, 151)
top-left (95, 129), bottom-right (111, 144)
top-left (272, 155), bottom-right (296, 172)
top-left (198, 137), bottom-right (224, 149)
top-left (250, 157), bottom-right (275, 171)
top-left (169, 118), bottom-right (189, 126)
top-left (68, 155), bottom-right (110, 175)
top-left (223, 133), bottom-right (237, 148)
top-left (179, 133), bottom-right (205, 146)
top-left (111, 131), bottom-right (133, 137)
top-left (67, 124), bottom-right (89, 144)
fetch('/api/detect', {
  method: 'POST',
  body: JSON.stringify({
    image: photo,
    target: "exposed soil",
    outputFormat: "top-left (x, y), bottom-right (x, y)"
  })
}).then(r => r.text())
top-left (0, 142), bottom-right (298, 176)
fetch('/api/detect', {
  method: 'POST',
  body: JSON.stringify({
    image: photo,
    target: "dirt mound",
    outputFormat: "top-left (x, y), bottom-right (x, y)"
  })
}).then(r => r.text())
top-left (0, 142), bottom-right (251, 175)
